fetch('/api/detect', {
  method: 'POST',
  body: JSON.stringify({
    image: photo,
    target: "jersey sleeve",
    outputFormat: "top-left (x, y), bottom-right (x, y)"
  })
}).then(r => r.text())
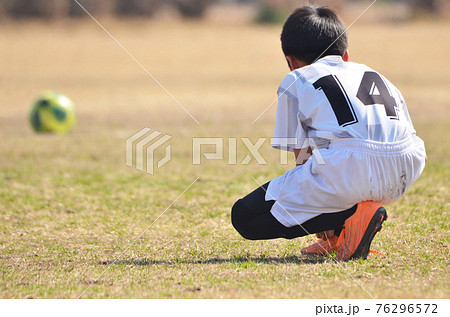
top-left (272, 76), bottom-right (308, 152)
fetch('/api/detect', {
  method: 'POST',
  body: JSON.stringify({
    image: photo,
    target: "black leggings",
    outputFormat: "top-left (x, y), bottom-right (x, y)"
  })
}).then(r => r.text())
top-left (231, 182), bottom-right (357, 240)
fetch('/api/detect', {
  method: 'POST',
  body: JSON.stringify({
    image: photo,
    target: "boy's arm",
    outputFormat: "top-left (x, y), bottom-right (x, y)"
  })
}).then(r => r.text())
top-left (294, 147), bottom-right (312, 166)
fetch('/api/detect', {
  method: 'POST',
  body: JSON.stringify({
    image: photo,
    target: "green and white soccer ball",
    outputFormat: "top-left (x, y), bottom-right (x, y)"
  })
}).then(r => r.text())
top-left (29, 91), bottom-right (76, 134)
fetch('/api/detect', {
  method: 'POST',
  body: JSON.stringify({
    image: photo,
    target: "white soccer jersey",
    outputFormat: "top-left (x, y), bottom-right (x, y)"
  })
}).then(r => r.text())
top-left (272, 55), bottom-right (416, 151)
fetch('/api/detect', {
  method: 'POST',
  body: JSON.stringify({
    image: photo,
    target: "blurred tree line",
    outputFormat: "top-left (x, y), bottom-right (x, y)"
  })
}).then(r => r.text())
top-left (0, 0), bottom-right (212, 19)
top-left (399, 0), bottom-right (449, 14)
top-left (370, 0), bottom-right (449, 15)
top-left (0, 0), bottom-right (448, 20)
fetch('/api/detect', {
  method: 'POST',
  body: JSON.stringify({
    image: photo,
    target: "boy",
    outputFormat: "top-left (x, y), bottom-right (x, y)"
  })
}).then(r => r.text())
top-left (231, 6), bottom-right (426, 260)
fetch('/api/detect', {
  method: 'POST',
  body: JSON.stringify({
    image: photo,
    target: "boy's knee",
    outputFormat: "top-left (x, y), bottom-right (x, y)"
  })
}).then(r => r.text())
top-left (231, 199), bottom-right (245, 231)
top-left (231, 199), bottom-right (253, 240)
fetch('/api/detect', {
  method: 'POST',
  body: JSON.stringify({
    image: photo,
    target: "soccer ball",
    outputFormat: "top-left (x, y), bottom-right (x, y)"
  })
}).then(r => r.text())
top-left (29, 91), bottom-right (76, 134)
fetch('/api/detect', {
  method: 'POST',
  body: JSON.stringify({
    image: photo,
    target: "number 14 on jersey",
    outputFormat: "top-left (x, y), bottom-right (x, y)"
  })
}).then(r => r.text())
top-left (313, 71), bottom-right (399, 126)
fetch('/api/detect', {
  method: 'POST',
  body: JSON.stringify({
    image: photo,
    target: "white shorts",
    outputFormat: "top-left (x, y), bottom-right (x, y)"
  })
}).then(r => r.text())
top-left (266, 134), bottom-right (426, 227)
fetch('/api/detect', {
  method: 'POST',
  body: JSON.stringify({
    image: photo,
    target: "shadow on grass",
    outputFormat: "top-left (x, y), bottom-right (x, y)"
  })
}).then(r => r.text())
top-left (98, 255), bottom-right (329, 266)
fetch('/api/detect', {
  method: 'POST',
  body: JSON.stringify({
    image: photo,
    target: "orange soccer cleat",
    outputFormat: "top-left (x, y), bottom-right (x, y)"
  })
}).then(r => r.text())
top-left (301, 234), bottom-right (341, 255)
top-left (336, 201), bottom-right (388, 261)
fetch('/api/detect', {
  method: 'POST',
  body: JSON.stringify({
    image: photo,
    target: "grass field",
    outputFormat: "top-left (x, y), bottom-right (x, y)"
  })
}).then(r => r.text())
top-left (0, 18), bottom-right (449, 298)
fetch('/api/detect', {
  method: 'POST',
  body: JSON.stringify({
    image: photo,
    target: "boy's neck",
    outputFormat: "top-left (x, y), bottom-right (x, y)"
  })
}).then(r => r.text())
top-left (285, 50), bottom-right (349, 71)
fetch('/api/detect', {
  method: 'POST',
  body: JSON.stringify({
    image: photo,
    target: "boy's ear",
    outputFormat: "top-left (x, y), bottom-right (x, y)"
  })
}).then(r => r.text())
top-left (286, 56), bottom-right (307, 70)
top-left (343, 49), bottom-right (350, 62)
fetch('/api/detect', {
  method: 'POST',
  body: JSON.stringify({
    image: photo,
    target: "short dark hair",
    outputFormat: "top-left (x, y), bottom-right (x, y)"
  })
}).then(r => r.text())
top-left (281, 6), bottom-right (348, 65)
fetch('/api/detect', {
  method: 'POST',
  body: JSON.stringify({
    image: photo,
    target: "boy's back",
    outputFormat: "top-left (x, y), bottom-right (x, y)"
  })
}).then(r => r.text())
top-left (269, 54), bottom-right (425, 227)
top-left (274, 56), bottom-right (416, 151)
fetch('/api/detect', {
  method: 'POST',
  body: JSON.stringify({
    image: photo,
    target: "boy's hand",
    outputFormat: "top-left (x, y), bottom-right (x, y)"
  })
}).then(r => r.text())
top-left (315, 230), bottom-right (335, 240)
top-left (294, 147), bottom-right (313, 166)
